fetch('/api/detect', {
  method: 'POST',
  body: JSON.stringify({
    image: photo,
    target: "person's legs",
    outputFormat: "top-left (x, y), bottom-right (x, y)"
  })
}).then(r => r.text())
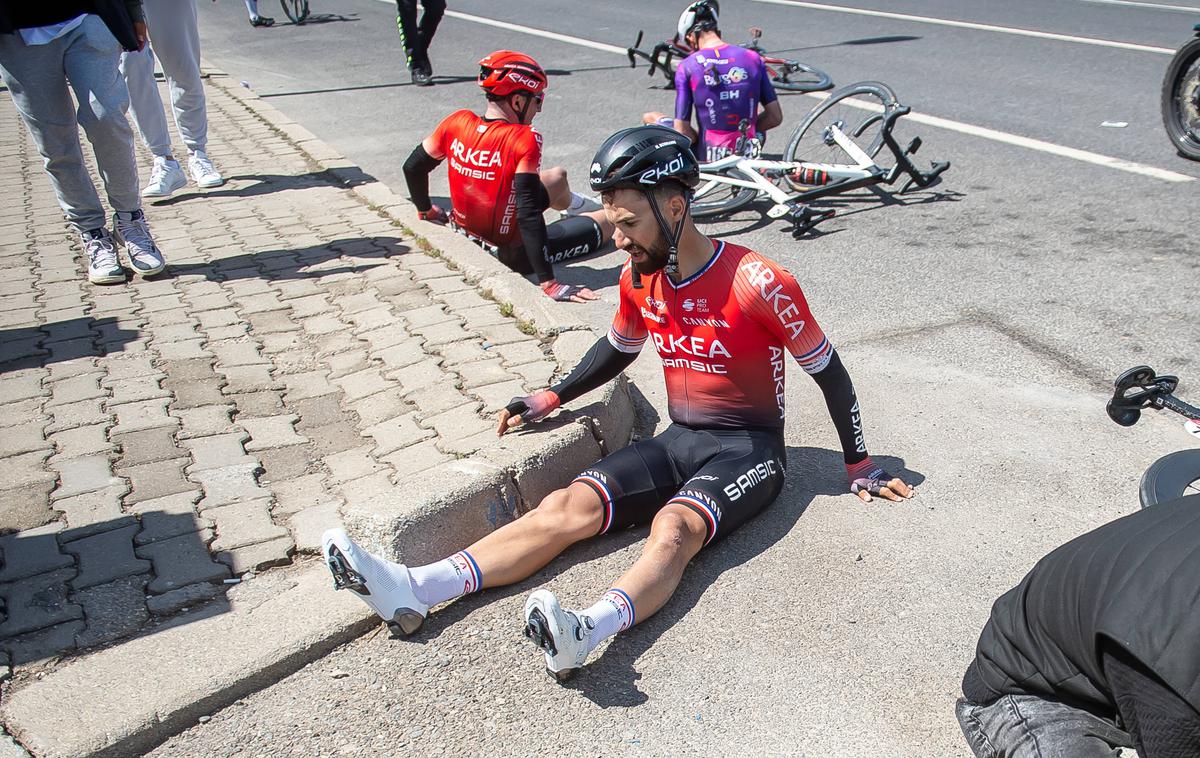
top-left (414, 0), bottom-right (446, 70)
top-left (0, 30), bottom-right (107, 233)
top-left (394, 0), bottom-right (419, 68)
top-left (543, 215), bottom-right (612, 266)
top-left (143, 0), bottom-right (208, 155)
top-left (119, 46), bottom-right (173, 157)
top-left (956, 694), bottom-right (1131, 758)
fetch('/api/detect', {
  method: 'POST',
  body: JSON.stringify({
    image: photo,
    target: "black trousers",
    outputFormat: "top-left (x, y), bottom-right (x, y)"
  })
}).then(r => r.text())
top-left (394, 0), bottom-right (446, 69)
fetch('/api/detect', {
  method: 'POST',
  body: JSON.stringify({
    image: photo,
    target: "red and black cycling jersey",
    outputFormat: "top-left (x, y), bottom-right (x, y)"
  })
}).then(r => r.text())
top-left (428, 109), bottom-right (542, 247)
top-left (608, 240), bottom-right (832, 430)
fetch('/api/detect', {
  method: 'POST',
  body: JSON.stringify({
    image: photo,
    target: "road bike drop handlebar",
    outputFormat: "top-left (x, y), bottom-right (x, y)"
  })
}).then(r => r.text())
top-left (1106, 365), bottom-right (1200, 508)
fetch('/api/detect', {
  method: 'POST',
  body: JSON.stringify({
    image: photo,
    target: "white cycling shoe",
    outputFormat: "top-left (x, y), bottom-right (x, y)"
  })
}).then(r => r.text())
top-left (523, 589), bottom-right (594, 682)
top-left (321, 528), bottom-right (427, 636)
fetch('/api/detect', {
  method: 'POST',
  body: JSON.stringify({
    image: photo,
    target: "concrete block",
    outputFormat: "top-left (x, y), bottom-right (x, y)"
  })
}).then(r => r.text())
top-left (63, 525), bottom-right (149, 589)
top-left (507, 359), bottom-right (558, 389)
top-left (469, 378), bottom-right (528, 415)
top-left (324, 348), bottom-right (370, 379)
top-left (214, 534), bottom-right (294, 574)
top-left (241, 415), bottom-right (308, 451)
top-left (324, 446), bottom-right (386, 484)
top-left (389, 358), bottom-right (447, 396)
top-left (136, 528), bottom-right (229, 594)
top-left (56, 485), bottom-right (134, 537)
top-left (218, 365), bottom-right (278, 394)
top-left (46, 358), bottom-right (99, 383)
top-left (0, 421), bottom-right (51, 458)
top-left (156, 340), bottom-right (212, 361)
top-left (48, 422), bottom-right (114, 461)
top-left (410, 319), bottom-right (472, 348)
top-left (145, 582), bottom-right (220, 616)
top-left (343, 388), bottom-right (411, 428)
top-left (207, 499), bottom-right (290, 551)
top-left (193, 463), bottom-right (269, 510)
top-left (281, 370), bottom-right (337, 401)
top-left (196, 308), bottom-right (241, 330)
top-left (172, 404), bottom-right (237, 439)
top-left (99, 355), bottom-right (159, 384)
top-left (288, 502), bottom-right (342, 552)
top-left (333, 368), bottom-right (395, 402)
top-left (435, 339), bottom-right (492, 367)
top-left (0, 565), bottom-right (372, 757)
top-left (111, 425), bottom-right (183, 467)
top-left (0, 524), bottom-right (73, 584)
top-left (347, 306), bottom-right (397, 334)
top-left (46, 398), bottom-right (107, 433)
top-left (229, 389), bottom-right (285, 417)
top-left (44, 373), bottom-right (106, 408)
top-left (247, 310), bottom-right (302, 335)
top-left (477, 321), bottom-right (536, 347)
top-left (130, 491), bottom-right (208, 545)
top-left (0, 481), bottom-right (57, 533)
top-left (109, 397), bottom-right (178, 435)
top-left (422, 403), bottom-right (490, 444)
top-left (117, 457), bottom-right (192, 504)
top-left (380, 439), bottom-right (454, 481)
top-left (257, 444), bottom-right (316, 483)
top-left (0, 373), bottom-right (45, 404)
top-left (1, 620), bottom-right (82, 665)
top-left (271, 473), bottom-right (330, 516)
top-left (0, 569), bottom-right (82, 637)
top-left (402, 304), bottom-right (453, 329)
top-left (167, 377), bottom-right (226, 409)
top-left (102, 374), bottom-right (170, 406)
top-left (371, 341), bottom-right (427, 372)
top-left (73, 575), bottom-right (149, 648)
top-left (286, 294), bottom-right (331, 318)
top-left (336, 471), bottom-right (396, 509)
top-left (482, 421), bottom-right (604, 512)
top-left (362, 412), bottom-right (433, 456)
top-left (301, 314), bottom-right (346, 336)
top-left (181, 431), bottom-right (255, 472)
top-left (49, 454), bottom-right (122, 500)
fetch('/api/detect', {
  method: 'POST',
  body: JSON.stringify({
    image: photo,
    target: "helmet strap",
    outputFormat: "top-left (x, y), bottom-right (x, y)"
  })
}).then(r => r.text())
top-left (643, 189), bottom-right (690, 277)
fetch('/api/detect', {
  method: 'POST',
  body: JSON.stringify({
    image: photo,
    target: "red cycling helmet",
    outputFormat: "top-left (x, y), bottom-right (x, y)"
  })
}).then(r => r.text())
top-left (477, 50), bottom-right (548, 97)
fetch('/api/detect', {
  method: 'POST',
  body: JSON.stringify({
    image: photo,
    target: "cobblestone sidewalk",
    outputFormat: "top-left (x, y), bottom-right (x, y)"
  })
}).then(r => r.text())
top-left (0, 73), bottom-right (561, 674)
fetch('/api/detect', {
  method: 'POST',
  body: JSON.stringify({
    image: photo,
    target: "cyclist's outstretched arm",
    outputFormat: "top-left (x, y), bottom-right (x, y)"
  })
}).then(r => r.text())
top-left (756, 99), bottom-right (782, 134)
top-left (402, 134), bottom-right (445, 215)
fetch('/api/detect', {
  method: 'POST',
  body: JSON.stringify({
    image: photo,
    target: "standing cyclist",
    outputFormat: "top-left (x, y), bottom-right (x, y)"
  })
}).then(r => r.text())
top-left (324, 125), bottom-right (913, 681)
top-left (395, 0), bottom-right (444, 87)
top-left (402, 50), bottom-right (612, 303)
top-left (642, 0), bottom-right (782, 162)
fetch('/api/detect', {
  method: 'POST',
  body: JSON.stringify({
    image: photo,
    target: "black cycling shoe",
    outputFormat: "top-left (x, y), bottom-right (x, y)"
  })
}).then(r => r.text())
top-left (249, 15), bottom-right (275, 27)
top-left (411, 65), bottom-right (433, 87)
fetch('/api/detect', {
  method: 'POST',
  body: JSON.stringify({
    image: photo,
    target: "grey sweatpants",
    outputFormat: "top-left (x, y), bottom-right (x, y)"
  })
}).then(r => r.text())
top-left (120, 0), bottom-right (207, 157)
top-left (0, 15), bottom-right (142, 233)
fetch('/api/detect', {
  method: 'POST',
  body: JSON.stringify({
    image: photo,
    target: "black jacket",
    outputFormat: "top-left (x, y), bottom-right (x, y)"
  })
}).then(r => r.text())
top-left (963, 494), bottom-right (1200, 715)
top-left (0, 0), bottom-right (144, 52)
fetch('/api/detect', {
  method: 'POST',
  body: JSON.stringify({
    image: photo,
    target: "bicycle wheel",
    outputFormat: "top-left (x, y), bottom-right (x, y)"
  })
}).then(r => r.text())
top-left (280, 0), bottom-right (310, 23)
top-left (784, 81), bottom-right (898, 169)
top-left (767, 59), bottom-right (833, 93)
top-left (1139, 449), bottom-right (1200, 508)
top-left (1160, 36), bottom-right (1200, 161)
top-left (690, 167), bottom-right (760, 218)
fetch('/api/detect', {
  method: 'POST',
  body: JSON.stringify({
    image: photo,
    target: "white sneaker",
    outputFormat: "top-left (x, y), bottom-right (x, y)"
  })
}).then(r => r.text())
top-left (141, 156), bottom-right (187, 198)
top-left (188, 150), bottom-right (224, 188)
top-left (82, 228), bottom-right (125, 285)
top-left (523, 589), bottom-right (594, 682)
top-left (321, 528), bottom-right (427, 635)
top-left (112, 209), bottom-right (166, 277)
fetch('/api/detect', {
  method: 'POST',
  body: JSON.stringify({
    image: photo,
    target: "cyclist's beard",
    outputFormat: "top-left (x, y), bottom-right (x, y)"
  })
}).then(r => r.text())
top-left (629, 229), bottom-right (671, 275)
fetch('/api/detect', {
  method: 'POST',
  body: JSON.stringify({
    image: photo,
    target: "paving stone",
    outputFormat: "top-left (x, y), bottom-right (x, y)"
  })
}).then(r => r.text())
top-left (94, 317), bottom-right (147, 348)
top-left (1, 449), bottom-right (54, 490)
top-left (271, 473), bottom-right (330, 516)
top-left (402, 304), bottom-right (453, 329)
top-left (0, 420), bottom-right (51, 457)
top-left (0, 569), bottom-right (81, 637)
top-left (358, 324), bottom-right (412, 353)
top-left (423, 403), bottom-right (490, 443)
top-left (438, 289), bottom-right (493, 313)
top-left (288, 395), bottom-right (351, 432)
top-left (173, 404), bottom-right (237, 439)
top-left (286, 294), bottom-right (331, 318)
top-left (207, 499), bottom-right (290, 551)
top-left (410, 319), bottom-right (472, 348)
top-left (288, 502), bottom-right (341, 552)
top-left (363, 413), bottom-right (433, 456)
top-left (45, 398), bottom-right (107, 433)
top-left (324, 446), bottom-right (386, 484)
top-left (423, 277), bottom-right (472, 295)
top-left (240, 415), bottom-right (308, 451)
top-left (156, 340), bottom-right (212, 361)
top-left (371, 341), bottom-right (427, 372)
top-left (0, 400), bottom-right (43, 430)
top-left (196, 308), bottom-right (241, 331)
top-left (130, 491), bottom-right (208, 545)
top-left (166, 377), bottom-right (226, 409)
top-left (507, 360), bottom-right (558, 389)
top-left (63, 525), bottom-right (149, 589)
top-left (211, 339), bottom-right (268, 368)
top-left (0, 481), bottom-right (57, 534)
top-left (335, 291), bottom-right (385, 314)
top-left (181, 432), bottom-right (254, 472)
top-left (56, 485), bottom-right (135, 538)
top-left (149, 322), bottom-right (203, 344)
top-left (45, 358), bottom-right (98, 383)
top-left (455, 358), bottom-right (515, 390)
top-left (214, 535), bottom-right (294, 575)
top-left (478, 322), bottom-right (536, 346)
top-left (435, 339), bottom-right (492, 366)
top-left (111, 426), bottom-right (182, 466)
top-left (257, 445), bottom-right (315, 483)
top-left (343, 387), bottom-right (412, 428)
top-left (187, 294), bottom-right (233, 313)
top-left (73, 575), bottom-right (148, 648)
top-left (324, 348), bottom-right (370, 379)
top-left (109, 397), bottom-right (177, 435)
top-left (158, 358), bottom-right (217, 383)
top-left (218, 365), bottom-right (278, 395)
top-left (193, 463), bottom-right (269, 510)
top-left (493, 340), bottom-right (548, 367)
top-left (246, 310), bottom-right (301, 335)
top-left (0, 524), bottom-right (73, 584)
top-left (40, 320), bottom-right (94, 344)
top-left (438, 428), bottom-right (499, 457)
top-left (389, 358), bottom-right (448, 396)
top-left (117, 457), bottom-right (191, 504)
top-left (281, 370), bottom-right (336, 401)
top-left (1, 620), bottom-right (83, 664)
top-left (332, 367), bottom-right (396, 403)
top-left (273, 277), bottom-right (324, 300)
top-left (347, 306), bottom-right (398, 335)
top-left (380, 439), bottom-right (455, 480)
top-left (137, 293), bottom-right (185, 313)
top-left (335, 470), bottom-right (395, 508)
top-left (136, 528), bottom-right (229, 593)
top-left (235, 292), bottom-right (286, 315)
top-left (48, 454), bottom-right (121, 500)
top-left (102, 375), bottom-right (169, 406)
top-left (229, 389), bottom-right (285, 417)
top-left (469, 378), bottom-right (529, 415)
top-left (300, 314), bottom-right (347, 337)
top-left (46, 422), bottom-right (113, 462)
top-left (145, 582), bottom-right (220, 616)
top-left (204, 323), bottom-right (249, 342)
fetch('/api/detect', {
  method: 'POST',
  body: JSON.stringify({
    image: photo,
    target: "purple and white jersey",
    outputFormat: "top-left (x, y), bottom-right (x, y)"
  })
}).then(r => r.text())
top-left (674, 44), bottom-right (779, 162)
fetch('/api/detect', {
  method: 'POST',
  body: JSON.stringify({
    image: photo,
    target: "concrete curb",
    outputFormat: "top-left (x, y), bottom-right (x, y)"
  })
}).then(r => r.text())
top-left (0, 66), bottom-right (634, 757)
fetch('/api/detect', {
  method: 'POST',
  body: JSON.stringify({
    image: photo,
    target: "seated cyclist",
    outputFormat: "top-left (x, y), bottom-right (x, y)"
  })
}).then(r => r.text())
top-left (642, 0), bottom-right (783, 163)
top-left (323, 125), bottom-right (914, 682)
top-left (402, 50), bottom-right (611, 303)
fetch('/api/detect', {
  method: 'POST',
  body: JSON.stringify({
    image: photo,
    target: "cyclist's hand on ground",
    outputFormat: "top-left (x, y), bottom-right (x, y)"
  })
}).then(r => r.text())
top-left (417, 205), bottom-right (448, 225)
top-left (497, 390), bottom-right (561, 436)
top-left (541, 280), bottom-right (598, 303)
top-left (846, 458), bottom-right (915, 503)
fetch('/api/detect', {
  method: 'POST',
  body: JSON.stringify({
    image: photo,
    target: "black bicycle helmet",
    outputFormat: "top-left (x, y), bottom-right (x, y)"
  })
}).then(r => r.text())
top-left (590, 125), bottom-right (699, 279)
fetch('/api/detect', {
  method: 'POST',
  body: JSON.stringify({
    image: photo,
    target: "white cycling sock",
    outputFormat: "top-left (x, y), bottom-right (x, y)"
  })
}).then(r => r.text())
top-left (408, 550), bottom-right (483, 607)
top-left (582, 588), bottom-right (635, 655)
top-left (244, 0), bottom-right (259, 17)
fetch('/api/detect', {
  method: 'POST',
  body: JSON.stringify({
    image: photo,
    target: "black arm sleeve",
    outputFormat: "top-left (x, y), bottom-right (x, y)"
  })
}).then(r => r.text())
top-left (809, 349), bottom-right (869, 465)
top-left (514, 172), bottom-right (554, 284)
top-left (402, 144), bottom-right (442, 212)
top-left (550, 336), bottom-right (638, 406)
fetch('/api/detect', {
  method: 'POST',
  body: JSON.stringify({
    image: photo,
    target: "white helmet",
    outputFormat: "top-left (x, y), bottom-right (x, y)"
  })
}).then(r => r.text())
top-left (677, 0), bottom-right (720, 40)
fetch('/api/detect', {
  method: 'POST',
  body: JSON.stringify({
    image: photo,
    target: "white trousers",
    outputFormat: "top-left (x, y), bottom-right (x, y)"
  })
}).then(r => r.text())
top-left (119, 0), bottom-right (207, 157)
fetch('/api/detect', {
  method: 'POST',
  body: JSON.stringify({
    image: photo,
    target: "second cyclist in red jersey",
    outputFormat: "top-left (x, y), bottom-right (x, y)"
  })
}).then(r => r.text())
top-left (403, 50), bottom-right (613, 302)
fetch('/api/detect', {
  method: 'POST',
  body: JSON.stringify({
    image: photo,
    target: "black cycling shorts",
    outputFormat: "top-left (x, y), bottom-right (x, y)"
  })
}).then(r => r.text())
top-left (573, 424), bottom-right (787, 547)
top-left (497, 215), bottom-right (606, 274)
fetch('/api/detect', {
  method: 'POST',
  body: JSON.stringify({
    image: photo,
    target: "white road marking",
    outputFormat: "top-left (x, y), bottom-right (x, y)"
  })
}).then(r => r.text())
top-left (420, 3), bottom-right (1195, 182)
top-left (807, 92), bottom-right (1196, 182)
top-left (750, 0), bottom-right (1176, 54)
top-left (1075, 0), bottom-right (1200, 13)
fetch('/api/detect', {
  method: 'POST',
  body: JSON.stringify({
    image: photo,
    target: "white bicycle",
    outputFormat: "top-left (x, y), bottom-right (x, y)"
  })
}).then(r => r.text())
top-left (690, 81), bottom-right (950, 235)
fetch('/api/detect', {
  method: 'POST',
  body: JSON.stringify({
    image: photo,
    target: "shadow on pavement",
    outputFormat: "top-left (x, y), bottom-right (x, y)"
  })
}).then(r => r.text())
top-left (0, 316), bottom-right (142, 374)
top-left (0, 511), bottom-right (233, 666)
top-left (150, 169), bottom-right (373, 203)
top-left (260, 75), bottom-right (476, 99)
top-left (163, 235), bottom-right (411, 282)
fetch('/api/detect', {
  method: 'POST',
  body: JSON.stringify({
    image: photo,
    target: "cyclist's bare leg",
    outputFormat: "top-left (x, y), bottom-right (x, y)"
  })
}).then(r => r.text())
top-left (609, 504), bottom-right (707, 621)
top-left (466, 481), bottom-right (604, 587)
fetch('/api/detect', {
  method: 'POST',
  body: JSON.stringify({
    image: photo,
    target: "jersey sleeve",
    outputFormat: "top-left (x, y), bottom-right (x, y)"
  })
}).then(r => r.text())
top-left (607, 263), bottom-right (648, 354)
top-left (514, 127), bottom-right (543, 174)
top-left (674, 58), bottom-right (695, 122)
top-left (428, 110), bottom-right (465, 159)
top-left (733, 253), bottom-right (832, 373)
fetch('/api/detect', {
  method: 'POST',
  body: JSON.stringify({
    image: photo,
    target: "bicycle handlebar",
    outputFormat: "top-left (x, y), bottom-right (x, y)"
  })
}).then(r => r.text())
top-left (1106, 365), bottom-right (1200, 426)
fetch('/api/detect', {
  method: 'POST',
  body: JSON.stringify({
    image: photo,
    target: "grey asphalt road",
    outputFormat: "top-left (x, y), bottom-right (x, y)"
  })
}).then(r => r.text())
top-left (158, 1), bottom-right (1200, 755)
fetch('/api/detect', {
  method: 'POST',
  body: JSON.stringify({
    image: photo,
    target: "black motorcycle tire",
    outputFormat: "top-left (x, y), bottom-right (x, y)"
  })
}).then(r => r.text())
top-left (1161, 36), bottom-right (1200, 161)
